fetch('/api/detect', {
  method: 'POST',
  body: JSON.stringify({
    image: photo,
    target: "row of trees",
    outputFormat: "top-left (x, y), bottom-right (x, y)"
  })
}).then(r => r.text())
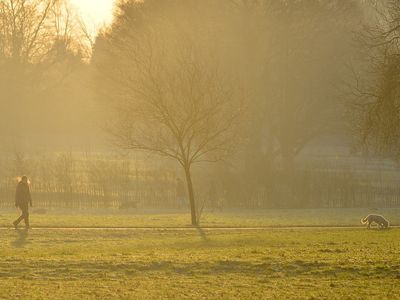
top-left (92, 0), bottom-right (365, 224)
top-left (1, 0), bottom-right (400, 225)
top-left (0, 0), bottom-right (96, 146)
top-left (350, 0), bottom-right (400, 159)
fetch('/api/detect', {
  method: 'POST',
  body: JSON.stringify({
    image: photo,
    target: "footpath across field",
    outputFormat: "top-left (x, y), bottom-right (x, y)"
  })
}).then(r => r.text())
top-left (1, 207), bottom-right (399, 228)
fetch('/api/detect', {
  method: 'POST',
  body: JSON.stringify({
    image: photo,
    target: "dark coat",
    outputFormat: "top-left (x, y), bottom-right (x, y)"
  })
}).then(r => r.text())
top-left (15, 181), bottom-right (32, 207)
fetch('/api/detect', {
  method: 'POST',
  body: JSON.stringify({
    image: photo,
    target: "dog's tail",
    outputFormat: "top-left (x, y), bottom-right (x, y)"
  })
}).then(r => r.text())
top-left (361, 216), bottom-right (368, 224)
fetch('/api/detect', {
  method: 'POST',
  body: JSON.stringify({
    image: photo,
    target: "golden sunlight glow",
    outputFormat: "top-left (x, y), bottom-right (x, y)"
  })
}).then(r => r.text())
top-left (70, 0), bottom-right (115, 32)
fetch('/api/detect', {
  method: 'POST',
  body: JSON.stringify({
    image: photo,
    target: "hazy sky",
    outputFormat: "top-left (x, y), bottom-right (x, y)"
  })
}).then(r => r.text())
top-left (70, 0), bottom-right (115, 32)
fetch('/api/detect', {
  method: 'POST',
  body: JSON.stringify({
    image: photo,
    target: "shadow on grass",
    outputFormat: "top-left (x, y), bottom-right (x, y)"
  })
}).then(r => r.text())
top-left (11, 228), bottom-right (29, 248)
top-left (195, 226), bottom-right (208, 242)
top-left (2, 257), bottom-right (396, 280)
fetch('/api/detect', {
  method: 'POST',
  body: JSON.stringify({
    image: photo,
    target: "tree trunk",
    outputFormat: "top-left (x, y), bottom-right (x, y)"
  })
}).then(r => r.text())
top-left (184, 165), bottom-right (197, 226)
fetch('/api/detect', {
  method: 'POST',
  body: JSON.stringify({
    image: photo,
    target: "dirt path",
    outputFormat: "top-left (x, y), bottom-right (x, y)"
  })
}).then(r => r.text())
top-left (1, 225), bottom-right (397, 230)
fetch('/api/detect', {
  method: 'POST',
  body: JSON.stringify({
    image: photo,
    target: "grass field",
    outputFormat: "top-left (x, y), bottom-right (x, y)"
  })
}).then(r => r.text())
top-left (0, 226), bottom-right (399, 299)
top-left (0, 209), bottom-right (399, 299)
top-left (1, 207), bottom-right (399, 228)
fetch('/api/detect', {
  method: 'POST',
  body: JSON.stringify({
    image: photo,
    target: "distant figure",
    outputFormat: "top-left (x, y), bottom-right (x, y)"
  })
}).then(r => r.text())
top-left (361, 214), bottom-right (389, 229)
top-left (176, 178), bottom-right (186, 209)
top-left (13, 176), bottom-right (32, 229)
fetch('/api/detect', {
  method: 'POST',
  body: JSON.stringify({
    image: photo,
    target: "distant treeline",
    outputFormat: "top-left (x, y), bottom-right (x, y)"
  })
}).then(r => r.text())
top-left (2, 1), bottom-right (400, 213)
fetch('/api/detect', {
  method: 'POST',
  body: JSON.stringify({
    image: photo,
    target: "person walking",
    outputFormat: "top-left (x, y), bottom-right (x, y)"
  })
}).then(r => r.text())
top-left (13, 176), bottom-right (32, 229)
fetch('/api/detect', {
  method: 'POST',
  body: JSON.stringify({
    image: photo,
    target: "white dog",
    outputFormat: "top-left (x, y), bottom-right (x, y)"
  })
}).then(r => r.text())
top-left (361, 214), bottom-right (389, 229)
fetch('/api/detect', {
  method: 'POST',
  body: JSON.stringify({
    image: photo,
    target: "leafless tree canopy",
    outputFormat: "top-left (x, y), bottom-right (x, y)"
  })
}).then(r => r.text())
top-left (103, 35), bottom-right (243, 165)
top-left (93, 0), bottom-right (245, 225)
top-left (0, 0), bottom-right (94, 143)
top-left (0, 0), bottom-right (86, 63)
top-left (350, 0), bottom-right (400, 158)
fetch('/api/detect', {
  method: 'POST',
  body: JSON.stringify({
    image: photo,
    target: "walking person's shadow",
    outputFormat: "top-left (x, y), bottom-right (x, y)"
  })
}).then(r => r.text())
top-left (11, 228), bottom-right (30, 248)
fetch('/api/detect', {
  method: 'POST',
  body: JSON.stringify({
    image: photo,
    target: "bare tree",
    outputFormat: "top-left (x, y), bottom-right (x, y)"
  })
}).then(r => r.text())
top-left (349, 0), bottom-right (400, 159)
top-left (0, 0), bottom-right (89, 140)
top-left (93, 2), bottom-right (244, 225)
top-left (0, 0), bottom-right (87, 63)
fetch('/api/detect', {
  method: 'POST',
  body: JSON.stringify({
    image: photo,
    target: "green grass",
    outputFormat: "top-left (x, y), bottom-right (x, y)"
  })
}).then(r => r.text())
top-left (1, 207), bottom-right (399, 228)
top-left (0, 227), bottom-right (399, 299)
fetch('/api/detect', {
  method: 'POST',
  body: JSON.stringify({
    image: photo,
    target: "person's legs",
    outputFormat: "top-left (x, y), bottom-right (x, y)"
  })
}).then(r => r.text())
top-left (14, 207), bottom-right (24, 227)
top-left (21, 206), bottom-right (29, 228)
top-left (14, 204), bottom-right (29, 228)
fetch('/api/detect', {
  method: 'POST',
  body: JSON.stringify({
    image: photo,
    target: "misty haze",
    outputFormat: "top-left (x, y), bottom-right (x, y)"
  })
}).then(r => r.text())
top-left (0, 0), bottom-right (400, 299)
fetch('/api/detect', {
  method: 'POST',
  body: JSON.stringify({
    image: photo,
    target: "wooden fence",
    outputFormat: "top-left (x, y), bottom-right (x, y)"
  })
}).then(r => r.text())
top-left (0, 182), bottom-right (179, 209)
top-left (1, 166), bottom-right (400, 210)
